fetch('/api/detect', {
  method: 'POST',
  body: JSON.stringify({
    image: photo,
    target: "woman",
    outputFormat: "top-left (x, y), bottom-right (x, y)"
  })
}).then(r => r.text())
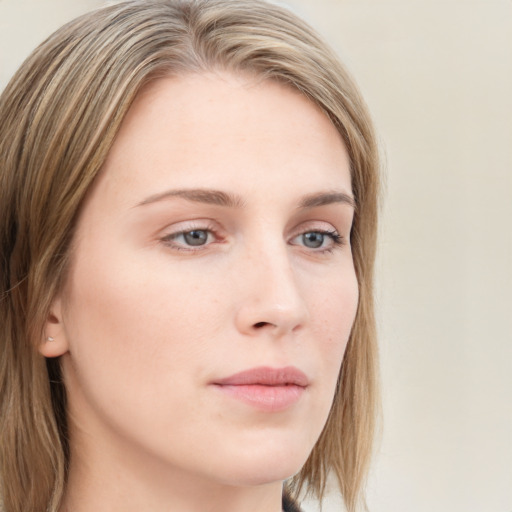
top-left (0, 1), bottom-right (380, 511)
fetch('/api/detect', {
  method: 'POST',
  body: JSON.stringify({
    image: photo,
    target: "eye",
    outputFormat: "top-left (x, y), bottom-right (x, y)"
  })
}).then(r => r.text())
top-left (161, 226), bottom-right (217, 251)
top-left (291, 229), bottom-right (344, 251)
top-left (179, 229), bottom-right (210, 246)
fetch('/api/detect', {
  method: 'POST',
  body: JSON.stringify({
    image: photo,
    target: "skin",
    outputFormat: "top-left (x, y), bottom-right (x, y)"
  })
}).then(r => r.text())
top-left (42, 72), bottom-right (358, 512)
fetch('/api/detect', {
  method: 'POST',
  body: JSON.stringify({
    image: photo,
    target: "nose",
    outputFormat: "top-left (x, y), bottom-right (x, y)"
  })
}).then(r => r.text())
top-left (234, 244), bottom-right (309, 337)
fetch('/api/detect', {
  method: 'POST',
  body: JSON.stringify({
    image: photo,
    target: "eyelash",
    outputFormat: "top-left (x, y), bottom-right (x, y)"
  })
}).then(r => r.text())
top-left (294, 229), bottom-right (345, 254)
top-left (160, 222), bottom-right (219, 252)
top-left (160, 224), bottom-right (345, 254)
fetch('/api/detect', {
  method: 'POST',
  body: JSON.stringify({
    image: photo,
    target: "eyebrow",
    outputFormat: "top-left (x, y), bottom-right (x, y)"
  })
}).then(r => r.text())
top-left (135, 188), bottom-right (356, 210)
top-left (298, 191), bottom-right (356, 210)
top-left (136, 188), bottom-right (245, 208)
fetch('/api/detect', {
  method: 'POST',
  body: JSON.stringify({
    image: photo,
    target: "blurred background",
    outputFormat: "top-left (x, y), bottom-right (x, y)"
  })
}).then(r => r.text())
top-left (1, 1), bottom-right (511, 511)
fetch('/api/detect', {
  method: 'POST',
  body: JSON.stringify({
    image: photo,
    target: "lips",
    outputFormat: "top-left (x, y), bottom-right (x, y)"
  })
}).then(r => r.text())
top-left (212, 366), bottom-right (308, 412)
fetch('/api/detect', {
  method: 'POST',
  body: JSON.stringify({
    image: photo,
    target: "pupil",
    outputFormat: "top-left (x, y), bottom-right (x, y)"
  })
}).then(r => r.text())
top-left (303, 232), bottom-right (324, 248)
top-left (184, 230), bottom-right (207, 246)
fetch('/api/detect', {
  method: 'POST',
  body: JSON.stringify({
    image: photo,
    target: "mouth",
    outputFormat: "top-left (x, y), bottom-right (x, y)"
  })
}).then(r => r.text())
top-left (211, 366), bottom-right (309, 412)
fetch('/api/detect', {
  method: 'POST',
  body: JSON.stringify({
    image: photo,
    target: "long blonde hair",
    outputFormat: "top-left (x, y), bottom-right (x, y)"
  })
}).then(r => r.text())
top-left (0, 1), bottom-right (380, 511)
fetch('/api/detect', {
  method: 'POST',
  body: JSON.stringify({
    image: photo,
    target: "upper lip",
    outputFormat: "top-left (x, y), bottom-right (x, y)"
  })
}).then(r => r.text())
top-left (213, 366), bottom-right (309, 387)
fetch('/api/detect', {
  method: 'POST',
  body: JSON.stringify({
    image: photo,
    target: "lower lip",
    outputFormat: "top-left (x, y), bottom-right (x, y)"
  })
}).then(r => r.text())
top-left (213, 384), bottom-right (305, 412)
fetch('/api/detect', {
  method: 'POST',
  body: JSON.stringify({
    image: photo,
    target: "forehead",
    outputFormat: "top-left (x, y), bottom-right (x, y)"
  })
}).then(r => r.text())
top-left (91, 71), bottom-right (351, 211)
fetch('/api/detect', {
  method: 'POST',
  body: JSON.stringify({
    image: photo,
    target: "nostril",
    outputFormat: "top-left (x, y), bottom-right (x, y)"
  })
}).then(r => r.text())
top-left (254, 322), bottom-right (269, 329)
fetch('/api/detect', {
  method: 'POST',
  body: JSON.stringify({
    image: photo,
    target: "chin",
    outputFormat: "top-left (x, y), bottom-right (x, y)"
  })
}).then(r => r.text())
top-left (210, 437), bottom-right (313, 487)
top-left (218, 463), bottom-right (304, 488)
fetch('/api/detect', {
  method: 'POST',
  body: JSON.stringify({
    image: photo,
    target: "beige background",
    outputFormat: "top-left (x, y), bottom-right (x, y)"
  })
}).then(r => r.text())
top-left (1, 1), bottom-right (511, 511)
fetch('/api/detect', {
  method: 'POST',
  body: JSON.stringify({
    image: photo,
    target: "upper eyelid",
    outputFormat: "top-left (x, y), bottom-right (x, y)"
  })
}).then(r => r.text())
top-left (160, 219), bottom-right (219, 235)
top-left (159, 219), bottom-right (343, 237)
top-left (288, 219), bottom-right (343, 236)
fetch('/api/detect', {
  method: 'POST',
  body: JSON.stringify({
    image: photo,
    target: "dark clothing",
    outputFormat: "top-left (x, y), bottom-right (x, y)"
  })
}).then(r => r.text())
top-left (282, 491), bottom-right (303, 512)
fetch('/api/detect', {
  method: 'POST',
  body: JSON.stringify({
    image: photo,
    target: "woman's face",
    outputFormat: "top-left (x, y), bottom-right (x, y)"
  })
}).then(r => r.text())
top-left (47, 72), bottom-right (358, 489)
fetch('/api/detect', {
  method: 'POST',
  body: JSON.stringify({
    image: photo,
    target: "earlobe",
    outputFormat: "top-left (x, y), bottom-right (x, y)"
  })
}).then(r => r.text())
top-left (39, 297), bottom-right (69, 358)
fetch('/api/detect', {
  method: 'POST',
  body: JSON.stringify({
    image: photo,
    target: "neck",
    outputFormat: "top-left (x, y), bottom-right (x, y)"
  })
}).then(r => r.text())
top-left (59, 425), bottom-right (284, 512)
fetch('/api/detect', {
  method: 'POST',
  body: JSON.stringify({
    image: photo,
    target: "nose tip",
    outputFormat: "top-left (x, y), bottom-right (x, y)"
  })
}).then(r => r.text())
top-left (234, 257), bottom-right (308, 337)
top-left (236, 301), bottom-right (307, 337)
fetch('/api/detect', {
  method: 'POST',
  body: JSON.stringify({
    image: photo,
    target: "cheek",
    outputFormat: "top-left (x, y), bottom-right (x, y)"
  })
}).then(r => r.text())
top-left (69, 276), bottom-right (215, 366)
top-left (60, 251), bottom-right (233, 459)
top-left (65, 237), bottom-right (249, 380)
top-left (300, 265), bottom-right (358, 398)
top-left (311, 264), bottom-right (358, 337)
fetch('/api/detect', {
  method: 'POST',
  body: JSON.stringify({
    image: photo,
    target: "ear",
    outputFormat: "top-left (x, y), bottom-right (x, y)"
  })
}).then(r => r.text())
top-left (39, 296), bottom-right (70, 358)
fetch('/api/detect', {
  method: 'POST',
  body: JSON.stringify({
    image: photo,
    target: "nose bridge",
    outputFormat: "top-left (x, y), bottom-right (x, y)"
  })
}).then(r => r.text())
top-left (234, 230), bottom-right (308, 336)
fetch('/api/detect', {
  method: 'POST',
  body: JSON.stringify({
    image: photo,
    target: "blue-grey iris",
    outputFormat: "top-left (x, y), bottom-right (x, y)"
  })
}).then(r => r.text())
top-left (303, 232), bottom-right (324, 248)
top-left (184, 230), bottom-right (208, 246)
